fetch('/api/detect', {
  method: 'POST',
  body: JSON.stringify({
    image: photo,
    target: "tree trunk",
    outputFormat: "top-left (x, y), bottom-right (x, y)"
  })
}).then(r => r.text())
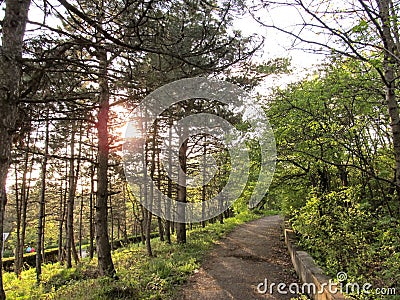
top-left (79, 190), bottom-right (83, 258)
top-left (138, 113), bottom-right (154, 255)
top-left (14, 140), bottom-right (32, 276)
top-left (378, 0), bottom-right (400, 211)
top-left (66, 125), bottom-right (76, 268)
top-left (156, 135), bottom-right (164, 242)
top-left (218, 211), bottom-right (224, 224)
top-left (59, 159), bottom-right (69, 263)
top-left (14, 164), bottom-right (21, 275)
top-left (176, 128), bottom-right (188, 244)
top-left (95, 46), bottom-right (116, 277)
top-left (117, 219), bottom-right (120, 240)
top-left (165, 119), bottom-right (173, 244)
top-left (0, 0), bottom-right (31, 297)
top-left (122, 184), bottom-right (128, 244)
top-left (89, 158), bottom-right (95, 259)
top-left (42, 208), bottom-right (46, 263)
top-left (109, 179), bottom-right (114, 248)
top-left (139, 204), bottom-right (145, 245)
top-left (144, 208), bottom-right (153, 256)
top-left (73, 126), bottom-right (83, 264)
top-left (144, 160), bottom-right (153, 255)
top-left (0, 189), bottom-right (7, 300)
top-left (201, 135), bottom-right (207, 228)
top-left (36, 116), bottom-right (49, 283)
top-left (58, 177), bottom-right (65, 263)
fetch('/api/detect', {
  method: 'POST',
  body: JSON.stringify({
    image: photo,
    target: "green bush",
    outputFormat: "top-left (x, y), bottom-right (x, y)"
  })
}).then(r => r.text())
top-left (291, 187), bottom-right (399, 299)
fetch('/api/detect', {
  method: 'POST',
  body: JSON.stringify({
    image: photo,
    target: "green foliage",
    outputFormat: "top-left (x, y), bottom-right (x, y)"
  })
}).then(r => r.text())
top-left (225, 58), bottom-right (292, 90)
top-left (291, 189), bottom-right (400, 299)
top-left (292, 187), bottom-right (375, 274)
top-left (268, 56), bottom-right (400, 299)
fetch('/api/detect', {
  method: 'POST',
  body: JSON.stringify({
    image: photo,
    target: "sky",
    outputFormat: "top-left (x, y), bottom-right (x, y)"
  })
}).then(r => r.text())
top-left (229, 2), bottom-right (327, 94)
top-left (233, 2), bottom-right (325, 68)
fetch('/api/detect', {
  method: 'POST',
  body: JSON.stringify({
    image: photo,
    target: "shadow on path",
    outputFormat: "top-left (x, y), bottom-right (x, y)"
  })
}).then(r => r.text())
top-left (174, 215), bottom-right (302, 300)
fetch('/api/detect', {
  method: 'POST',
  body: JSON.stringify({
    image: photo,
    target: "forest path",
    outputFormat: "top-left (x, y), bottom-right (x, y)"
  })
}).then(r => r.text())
top-left (174, 215), bottom-right (301, 300)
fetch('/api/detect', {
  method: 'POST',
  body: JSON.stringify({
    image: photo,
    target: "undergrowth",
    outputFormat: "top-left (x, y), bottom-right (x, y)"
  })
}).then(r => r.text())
top-left (4, 210), bottom-right (276, 299)
top-left (291, 189), bottom-right (400, 300)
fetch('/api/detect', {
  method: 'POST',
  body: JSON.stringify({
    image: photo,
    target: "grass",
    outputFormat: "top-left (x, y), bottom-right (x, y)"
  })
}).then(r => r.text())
top-left (3, 210), bottom-right (278, 299)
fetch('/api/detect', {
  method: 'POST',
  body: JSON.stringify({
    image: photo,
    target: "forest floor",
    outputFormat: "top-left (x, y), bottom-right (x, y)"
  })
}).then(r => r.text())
top-left (174, 215), bottom-right (303, 300)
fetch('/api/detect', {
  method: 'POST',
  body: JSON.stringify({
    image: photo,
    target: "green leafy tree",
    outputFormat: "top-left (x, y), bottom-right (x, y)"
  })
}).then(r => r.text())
top-left (253, 0), bottom-right (400, 210)
top-left (268, 57), bottom-right (399, 293)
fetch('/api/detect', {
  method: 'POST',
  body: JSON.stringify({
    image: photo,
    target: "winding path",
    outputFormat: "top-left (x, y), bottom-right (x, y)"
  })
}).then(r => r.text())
top-left (174, 215), bottom-right (302, 300)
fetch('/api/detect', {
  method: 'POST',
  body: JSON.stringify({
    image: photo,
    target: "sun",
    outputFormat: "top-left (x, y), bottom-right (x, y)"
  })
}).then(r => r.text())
top-left (110, 104), bottom-right (143, 140)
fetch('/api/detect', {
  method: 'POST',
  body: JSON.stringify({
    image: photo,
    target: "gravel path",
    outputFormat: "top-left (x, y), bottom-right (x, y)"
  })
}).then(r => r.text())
top-left (174, 215), bottom-right (302, 300)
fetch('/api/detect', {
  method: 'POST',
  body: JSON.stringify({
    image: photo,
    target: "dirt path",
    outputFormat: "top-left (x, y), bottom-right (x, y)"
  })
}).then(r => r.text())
top-left (174, 215), bottom-right (302, 300)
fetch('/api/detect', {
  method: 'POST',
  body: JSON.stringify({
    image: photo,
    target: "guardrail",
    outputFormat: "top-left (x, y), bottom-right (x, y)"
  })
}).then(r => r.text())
top-left (284, 224), bottom-right (347, 300)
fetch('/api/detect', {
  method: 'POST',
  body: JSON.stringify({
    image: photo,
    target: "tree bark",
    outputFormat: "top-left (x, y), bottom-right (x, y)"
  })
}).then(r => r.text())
top-left (139, 204), bottom-right (145, 245)
top-left (144, 208), bottom-right (153, 256)
top-left (95, 46), bottom-right (116, 277)
top-left (165, 118), bottom-right (173, 244)
top-left (109, 179), bottom-right (114, 248)
top-left (14, 164), bottom-right (21, 274)
top-left (0, 188), bottom-right (7, 300)
top-left (66, 124), bottom-right (77, 268)
top-left (58, 174), bottom-right (66, 263)
top-left (176, 128), bottom-right (188, 244)
top-left (378, 0), bottom-right (400, 209)
top-left (122, 184), bottom-right (128, 244)
top-left (201, 135), bottom-right (207, 228)
top-left (79, 190), bottom-right (83, 258)
top-left (0, 0), bottom-right (31, 297)
top-left (156, 132), bottom-right (164, 242)
top-left (89, 144), bottom-right (95, 259)
top-left (36, 116), bottom-right (49, 283)
top-left (143, 117), bottom-right (153, 256)
top-left (14, 139), bottom-right (32, 276)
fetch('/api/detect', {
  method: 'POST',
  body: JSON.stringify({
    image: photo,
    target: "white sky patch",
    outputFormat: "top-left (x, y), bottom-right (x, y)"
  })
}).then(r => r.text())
top-left (232, 3), bottom-right (325, 70)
